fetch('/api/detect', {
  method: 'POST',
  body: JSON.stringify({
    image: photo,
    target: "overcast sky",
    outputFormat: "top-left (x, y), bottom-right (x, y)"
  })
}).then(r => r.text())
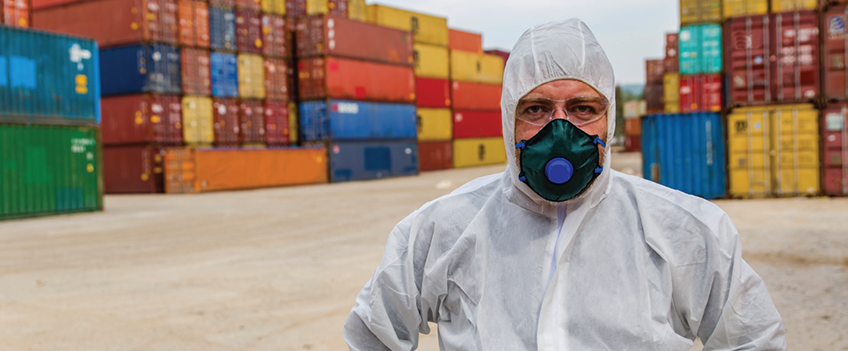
top-left (370, 0), bottom-right (679, 86)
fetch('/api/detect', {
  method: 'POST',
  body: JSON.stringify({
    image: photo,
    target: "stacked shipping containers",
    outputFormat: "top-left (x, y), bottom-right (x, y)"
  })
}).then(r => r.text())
top-left (412, 21), bottom-right (452, 171)
top-left (0, 26), bottom-right (103, 219)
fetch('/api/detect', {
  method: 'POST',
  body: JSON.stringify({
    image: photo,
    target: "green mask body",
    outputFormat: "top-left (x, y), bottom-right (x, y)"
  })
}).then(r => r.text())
top-left (515, 119), bottom-right (605, 202)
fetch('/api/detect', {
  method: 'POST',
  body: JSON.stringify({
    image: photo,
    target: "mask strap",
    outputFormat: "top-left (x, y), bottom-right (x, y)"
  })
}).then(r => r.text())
top-left (594, 167), bottom-right (603, 174)
top-left (593, 137), bottom-right (606, 148)
top-left (515, 141), bottom-right (525, 149)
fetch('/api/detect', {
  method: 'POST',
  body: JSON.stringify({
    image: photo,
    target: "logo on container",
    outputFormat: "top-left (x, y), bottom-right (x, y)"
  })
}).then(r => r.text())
top-left (69, 43), bottom-right (92, 94)
top-left (830, 16), bottom-right (846, 36)
top-left (333, 102), bottom-right (360, 114)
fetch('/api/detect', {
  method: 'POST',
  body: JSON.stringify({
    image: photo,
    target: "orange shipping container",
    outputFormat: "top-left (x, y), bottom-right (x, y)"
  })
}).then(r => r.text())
top-left (2, 0), bottom-right (29, 27)
top-left (163, 146), bottom-right (328, 193)
top-left (448, 28), bottom-right (482, 53)
top-left (451, 81), bottom-right (501, 110)
top-left (178, 0), bottom-right (210, 48)
top-left (298, 56), bottom-right (415, 103)
top-left (625, 118), bottom-right (641, 136)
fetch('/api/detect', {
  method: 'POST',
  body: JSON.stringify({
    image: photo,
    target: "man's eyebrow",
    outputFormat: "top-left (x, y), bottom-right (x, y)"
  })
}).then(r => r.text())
top-left (517, 97), bottom-right (551, 105)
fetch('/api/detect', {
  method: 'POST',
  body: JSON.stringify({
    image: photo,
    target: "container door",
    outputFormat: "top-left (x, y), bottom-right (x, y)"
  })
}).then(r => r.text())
top-left (727, 108), bottom-right (771, 197)
top-left (771, 105), bottom-right (819, 196)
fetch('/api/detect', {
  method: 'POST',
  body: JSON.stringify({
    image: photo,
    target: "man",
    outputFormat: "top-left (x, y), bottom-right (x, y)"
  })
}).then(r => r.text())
top-left (344, 19), bottom-right (786, 350)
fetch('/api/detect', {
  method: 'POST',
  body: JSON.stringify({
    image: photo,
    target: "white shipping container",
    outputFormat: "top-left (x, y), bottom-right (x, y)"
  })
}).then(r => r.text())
top-left (624, 100), bottom-right (646, 119)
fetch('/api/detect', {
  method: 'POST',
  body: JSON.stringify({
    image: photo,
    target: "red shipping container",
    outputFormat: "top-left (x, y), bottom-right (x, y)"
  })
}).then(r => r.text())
top-left (822, 105), bottom-right (848, 196)
top-left (286, 0), bottom-right (305, 17)
top-left (453, 110), bottom-right (501, 139)
top-left (261, 14), bottom-right (292, 58)
top-left (264, 100), bottom-right (290, 145)
top-left (725, 15), bottom-right (770, 106)
top-left (644, 82), bottom-right (664, 114)
top-left (772, 11), bottom-right (819, 102)
top-left (178, 0), bottom-right (210, 48)
top-left (33, 0), bottom-right (179, 47)
top-left (103, 145), bottom-right (165, 194)
top-left (624, 135), bottom-right (641, 153)
top-left (645, 59), bottom-right (665, 84)
top-left (236, 9), bottom-right (262, 54)
top-left (213, 98), bottom-right (240, 145)
top-left (451, 81), bottom-right (501, 110)
top-left (418, 140), bottom-right (452, 171)
top-left (665, 33), bottom-right (678, 72)
top-left (298, 56), bottom-right (416, 103)
top-left (484, 49), bottom-right (510, 64)
top-left (264, 57), bottom-right (291, 101)
top-left (449, 28), bottom-right (482, 53)
top-left (2, 0), bottom-right (29, 27)
top-left (32, 0), bottom-right (78, 10)
top-left (296, 15), bottom-right (414, 65)
top-left (416, 77), bottom-right (450, 108)
top-left (679, 74), bottom-right (723, 113)
top-left (239, 99), bottom-right (265, 144)
top-left (181, 48), bottom-right (212, 95)
top-left (822, 6), bottom-right (848, 101)
top-left (236, 0), bottom-right (259, 11)
top-left (102, 94), bottom-right (183, 145)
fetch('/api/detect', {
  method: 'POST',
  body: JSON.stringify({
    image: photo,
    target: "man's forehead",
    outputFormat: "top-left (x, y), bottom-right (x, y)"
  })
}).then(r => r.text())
top-left (519, 79), bottom-right (603, 101)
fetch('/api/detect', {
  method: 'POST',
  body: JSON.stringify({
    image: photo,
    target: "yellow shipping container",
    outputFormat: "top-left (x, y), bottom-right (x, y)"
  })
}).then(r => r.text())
top-left (680, 0), bottom-right (722, 25)
top-left (450, 51), bottom-right (504, 84)
top-left (182, 96), bottom-right (214, 145)
top-left (453, 137), bottom-right (506, 168)
top-left (288, 101), bottom-right (298, 145)
top-left (417, 108), bottom-right (452, 141)
top-left (663, 72), bottom-right (680, 113)
top-left (723, 0), bottom-right (767, 18)
top-left (347, 0), bottom-right (366, 21)
top-left (366, 4), bottom-right (448, 47)
top-left (770, 0), bottom-right (818, 12)
top-left (238, 54), bottom-right (265, 99)
top-left (726, 104), bottom-right (820, 198)
top-left (413, 43), bottom-right (449, 79)
top-left (261, 0), bottom-right (285, 15)
top-left (306, 0), bottom-right (345, 15)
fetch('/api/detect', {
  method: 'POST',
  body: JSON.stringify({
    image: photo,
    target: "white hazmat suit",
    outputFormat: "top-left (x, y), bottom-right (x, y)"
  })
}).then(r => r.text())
top-left (344, 19), bottom-right (786, 350)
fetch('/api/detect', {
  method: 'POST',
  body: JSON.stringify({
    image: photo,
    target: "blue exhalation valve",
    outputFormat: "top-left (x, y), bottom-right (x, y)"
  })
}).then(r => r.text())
top-left (545, 157), bottom-right (573, 184)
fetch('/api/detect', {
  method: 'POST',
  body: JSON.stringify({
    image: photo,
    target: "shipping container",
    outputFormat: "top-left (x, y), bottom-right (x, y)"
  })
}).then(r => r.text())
top-left (347, 0), bottom-right (364, 21)
top-left (623, 100), bottom-right (646, 119)
top-left (236, 0), bottom-right (260, 11)
top-left (665, 33), bottom-right (679, 73)
top-left (306, 0), bottom-right (346, 16)
top-left (32, 0), bottom-right (76, 10)
top-left (265, 100), bottom-right (290, 145)
top-left (298, 56), bottom-right (415, 102)
top-left (164, 146), bottom-right (328, 193)
top-left (365, 4), bottom-right (448, 47)
top-left (181, 48), bottom-right (212, 95)
top-left (771, 11), bottom-right (820, 103)
top-left (451, 81), bottom-right (501, 110)
top-left (723, 0), bottom-right (767, 18)
top-left (235, 9), bottom-right (262, 54)
top-left (260, 0), bottom-right (284, 15)
top-left (416, 77), bottom-right (451, 108)
top-left (726, 104), bottom-right (820, 197)
top-left (211, 51), bottom-right (238, 97)
top-left (663, 72), bottom-right (681, 113)
top-left (679, 74), bottom-right (723, 113)
top-left (646, 59), bottom-right (665, 85)
top-left (210, 4), bottom-right (237, 51)
top-left (100, 44), bottom-right (181, 96)
top-left (288, 101), bottom-right (299, 144)
top-left (212, 97), bottom-right (240, 145)
top-left (182, 95), bottom-right (215, 145)
top-left (210, 0), bottom-right (236, 7)
top-left (178, 0), bottom-right (210, 48)
top-left (418, 140), bottom-right (452, 171)
top-left (285, 0), bottom-right (306, 17)
top-left (449, 28), bottom-right (482, 53)
top-left (413, 43), bottom-right (449, 79)
top-left (679, 23), bottom-right (722, 74)
top-left (680, 0), bottom-right (722, 26)
top-left (103, 145), bottom-right (164, 193)
top-left (645, 83), bottom-right (664, 114)
top-left (0, 124), bottom-right (102, 220)
top-left (416, 107), bottom-right (452, 141)
top-left (822, 7), bottom-right (848, 101)
top-left (261, 14), bottom-right (291, 58)
top-left (725, 14), bottom-right (770, 106)
top-left (264, 57), bottom-right (291, 101)
top-left (328, 139), bottom-right (418, 182)
top-left (624, 135), bottom-right (641, 152)
top-left (33, 0), bottom-right (178, 47)
top-left (101, 94), bottom-right (183, 145)
top-left (453, 110), bottom-right (501, 139)
top-left (624, 118), bottom-right (641, 136)
top-left (450, 51), bottom-right (505, 84)
top-left (299, 100), bottom-right (417, 141)
top-left (641, 112), bottom-right (726, 199)
top-left (0, 26), bottom-right (100, 126)
top-left (2, 0), bottom-right (29, 27)
top-left (238, 99), bottom-right (265, 144)
top-left (453, 137), bottom-right (506, 168)
top-left (296, 14), bottom-right (414, 66)
top-left (820, 104), bottom-right (848, 196)
top-left (237, 53), bottom-right (266, 98)
top-left (484, 49), bottom-right (510, 65)
top-left (771, 0), bottom-right (818, 12)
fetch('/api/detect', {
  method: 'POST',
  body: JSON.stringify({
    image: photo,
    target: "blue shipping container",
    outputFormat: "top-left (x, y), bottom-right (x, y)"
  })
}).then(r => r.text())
top-left (329, 140), bottom-right (419, 183)
top-left (0, 26), bottom-right (100, 125)
top-left (210, 5), bottom-right (237, 52)
top-left (299, 100), bottom-right (417, 142)
top-left (100, 44), bottom-right (181, 96)
top-left (210, 52), bottom-right (238, 97)
top-left (641, 112), bottom-right (727, 199)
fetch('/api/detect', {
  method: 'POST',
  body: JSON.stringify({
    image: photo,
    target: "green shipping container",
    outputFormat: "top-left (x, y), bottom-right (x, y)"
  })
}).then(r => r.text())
top-left (679, 24), bottom-right (722, 75)
top-left (1, 125), bottom-right (103, 220)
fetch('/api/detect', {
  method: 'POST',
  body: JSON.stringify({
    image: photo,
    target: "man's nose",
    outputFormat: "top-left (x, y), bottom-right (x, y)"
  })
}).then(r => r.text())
top-left (551, 107), bottom-right (569, 120)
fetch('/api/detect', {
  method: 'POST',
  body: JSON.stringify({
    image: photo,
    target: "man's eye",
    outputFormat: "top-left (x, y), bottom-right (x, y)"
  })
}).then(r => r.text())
top-left (526, 105), bottom-right (546, 114)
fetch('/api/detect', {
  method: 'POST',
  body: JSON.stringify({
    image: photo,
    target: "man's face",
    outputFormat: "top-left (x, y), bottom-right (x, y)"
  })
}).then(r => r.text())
top-left (514, 79), bottom-right (609, 165)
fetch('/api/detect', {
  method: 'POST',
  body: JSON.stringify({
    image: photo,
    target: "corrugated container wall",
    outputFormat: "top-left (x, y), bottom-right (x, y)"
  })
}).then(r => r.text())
top-left (236, 0), bottom-right (260, 12)
top-left (103, 145), bottom-right (164, 193)
top-left (679, 74), bottom-right (723, 113)
top-left (238, 99), bottom-right (265, 144)
top-left (416, 108), bottom-right (452, 141)
top-left (365, 4), bottom-right (448, 47)
top-left (679, 24), bottom-right (722, 75)
top-left (31, 0), bottom-right (75, 10)
top-left (646, 59), bottom-right (665, 84)
top-left (2, 0), bottom-right (29, 27)
top-left (100, 44), bottom-right (181, 96)
top-left (451, 81), bottom-right (500, 110)
top-left (299, 100), bottom-right (417, 141)
top-left (211, 52), bottom-right (238, 97)
top-left (261, 14), bottom-right (291, 58)
top-left (236, 9), bottom-right (263, 54)
top-left (298, 56), bottom-right (415, 103)
top-left (264, 57), bottom-right (291, 101)
top-left (450, 51), bottom-right (504, 84)
top-left (665, 33), bottom-right (679, 73)
top-left (1, 125), bottom-right (102, 219)
top-left (306, 0), bottom-right (347, 16)
top-left (182, 95), bottom-right (215, 145)
top-left (448, 28), bottom-right (482, 53)
top-left (484, 49), bottom-right (510, 65)
top-left (413, 43), bottom-right (449, 79)
top-left (101, 94), bottom-right (183, 145)
top-left (822, 7), bottom-right (848, 101)
top-left (416, 77), bottom-right (450, 108)
top-left (286, 0), bottom-right (307, 17)
top-left (181, 48), bottom-right (212, 95)
top-left (328, 140), bottom-right (419, 183)
top-left (453, 137), bottom-right (506, 168)
top-left (645, 83), bottom-right (664, 114)
top-left (680, 0), bottom-right (722, 25)
top-left (663, 73), bottom-right (681, 113)
top-left (641, 112), bottom-right (726, 199)
top-left (453, 110), bottom-right (501, 138)
top-left (726, 104), bottom-right (820, 197)
top-left (212, 97), bottom-right (240, 145)
top-left (178, 0), bottom-right (210, 48)
top-left (723, 0), bottom-right (767, 18)
top-left (296, 15), bottom-right (414, 66)
top-left (347, 0), bottom-right (364, 21)
top-left (264, 100), bottom-right (290, 145)
top-left (260, 0), bottom-right (284, 15)
top-left (210, 4), bottom-right (237, 51)
top-left (821, 104), bottom-right (848, 196)
top-left (418, 140), bottom-right (452, 171)
top-left (0, 26), bottom-right (100, 125)
top-left (770, 0), bottom-right (818, 12)
top-left (237, 54), bottom-right (266, 98)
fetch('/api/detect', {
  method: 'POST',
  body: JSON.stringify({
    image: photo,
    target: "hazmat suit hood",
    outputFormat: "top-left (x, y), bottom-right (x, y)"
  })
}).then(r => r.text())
top-left (502, 19), bottom-right (616, 213)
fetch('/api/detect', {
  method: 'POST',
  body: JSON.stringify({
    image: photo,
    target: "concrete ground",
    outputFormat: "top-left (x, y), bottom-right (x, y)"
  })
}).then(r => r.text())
top-left (0, 150), bottom-right (845, 350)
